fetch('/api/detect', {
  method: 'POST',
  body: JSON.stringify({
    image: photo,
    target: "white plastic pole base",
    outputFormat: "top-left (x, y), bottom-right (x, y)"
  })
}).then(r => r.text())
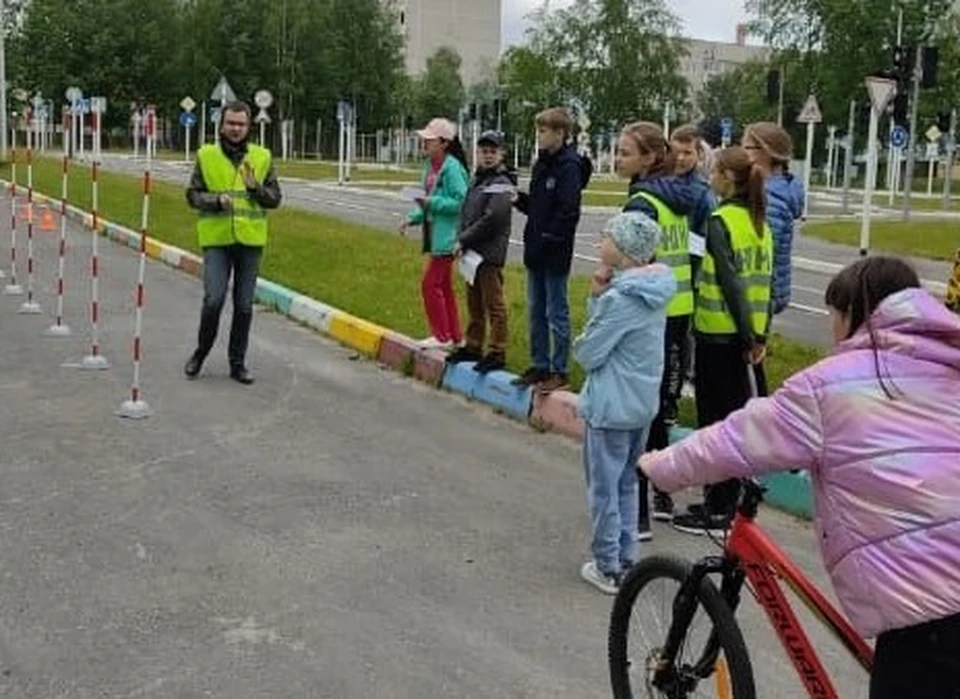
top-left (4, 283), bottom-right (23, 295)
top-left (79, 354), bottom-right (110, 370)
top-left (116, 399), bottom-right (151, 420)
top-left (18, 300), bottom-right (42, 314)
top-left (45, 323), bottom-right (72, 336)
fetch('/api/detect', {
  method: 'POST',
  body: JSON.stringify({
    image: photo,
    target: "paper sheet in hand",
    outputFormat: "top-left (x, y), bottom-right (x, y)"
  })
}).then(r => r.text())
top-left (482, 183), bottom-right (515, 195)
top-left (689, 233), bottom-right (706, 257)
top-left (458, 250), bottom-right (484, 286)
top-left (399, 186), bottom-right (427, 201)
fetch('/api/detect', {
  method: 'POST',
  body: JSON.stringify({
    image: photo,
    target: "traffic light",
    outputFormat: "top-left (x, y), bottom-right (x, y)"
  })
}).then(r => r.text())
top-left (892, 94), bottom-right (908, 124)
top-left (892, 45), bottom-right (907, 76)
top-left (921, 46), bottom-right (939, 89)
top-left (938, 111), bottom-right (952, 133)
top-left (766, 69), bottom-right (781, 104)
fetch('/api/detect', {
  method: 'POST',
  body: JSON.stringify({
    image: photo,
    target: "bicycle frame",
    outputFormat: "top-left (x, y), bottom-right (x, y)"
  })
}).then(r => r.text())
top-left (727, 513), bottom-right (874, 698)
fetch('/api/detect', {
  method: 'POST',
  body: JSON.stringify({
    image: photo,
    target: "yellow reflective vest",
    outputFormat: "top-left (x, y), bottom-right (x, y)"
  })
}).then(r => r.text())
top-left (630, 191), bottom-right (693, 317)
top-left (196, 143), bottom-right (271, 248)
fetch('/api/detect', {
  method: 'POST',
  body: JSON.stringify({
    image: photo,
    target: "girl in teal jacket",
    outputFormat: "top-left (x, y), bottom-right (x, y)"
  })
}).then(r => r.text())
top-left (401, 118), bottom-right (470, 350)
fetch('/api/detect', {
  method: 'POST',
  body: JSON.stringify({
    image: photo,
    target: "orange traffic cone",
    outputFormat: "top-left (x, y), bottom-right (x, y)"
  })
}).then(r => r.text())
top-left (39, 207), bottom-right (56, 232)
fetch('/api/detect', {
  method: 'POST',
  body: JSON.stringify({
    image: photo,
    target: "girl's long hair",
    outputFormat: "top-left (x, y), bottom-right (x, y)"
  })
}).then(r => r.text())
top-left (621, 121), bottom-right (673, 177)
top-left (444, 135), bottom-right (469, 170)
top-left (715, 146), bottom-right (766, 236)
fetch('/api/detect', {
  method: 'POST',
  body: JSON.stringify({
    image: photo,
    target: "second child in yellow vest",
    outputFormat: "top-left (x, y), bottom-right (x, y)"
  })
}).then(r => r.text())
top-left (671, 145), bottom-right (773, 537)
top-left (617, 121), bottom-right (696, 540)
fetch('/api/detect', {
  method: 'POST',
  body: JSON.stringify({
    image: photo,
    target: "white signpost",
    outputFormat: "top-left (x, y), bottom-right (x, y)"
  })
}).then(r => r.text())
top-left (180, 96), bottom-right (197, 161)
top-left (826, 125), bottom-right (837, 189)
top-left (210, 77), bottom-right (235, 146)
top-left (254, 90), bottom-right (273, 147)
top-left (90, 96), bottom-right (106, 163)
top-left (337, 100), bottom-right (351, 185)
top-left (797, 94), bottom-right (823, 217)
top-left (65, 86), bottom-right (81, 156)
top-left (861, 76), bottom-right (898, 256)
top-left (926, 125), bottom-right (941, 196)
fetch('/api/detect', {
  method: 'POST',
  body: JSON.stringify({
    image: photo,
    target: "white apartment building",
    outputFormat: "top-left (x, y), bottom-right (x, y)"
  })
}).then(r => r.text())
top-left (395, 0), bottom-right (502, 86)
top-left (680, 32), bottom-right (771, 114)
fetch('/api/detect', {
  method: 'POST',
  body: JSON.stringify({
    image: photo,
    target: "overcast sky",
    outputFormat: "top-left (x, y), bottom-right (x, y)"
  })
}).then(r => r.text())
top-left (502, 0), bottom-right (750, 47)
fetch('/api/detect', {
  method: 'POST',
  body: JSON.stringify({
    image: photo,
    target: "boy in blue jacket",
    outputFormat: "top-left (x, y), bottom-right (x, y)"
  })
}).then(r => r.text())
top-left (575, 211), bottom-right (676, 595)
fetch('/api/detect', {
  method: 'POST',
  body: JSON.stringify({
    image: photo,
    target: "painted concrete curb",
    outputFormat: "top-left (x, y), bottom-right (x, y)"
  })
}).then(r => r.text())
top-left (6, 180), bottom-right (813, 519)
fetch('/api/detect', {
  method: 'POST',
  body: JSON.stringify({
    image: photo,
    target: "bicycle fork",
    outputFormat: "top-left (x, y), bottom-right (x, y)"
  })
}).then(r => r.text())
top-left (652, 557), bottom-right (746, 695)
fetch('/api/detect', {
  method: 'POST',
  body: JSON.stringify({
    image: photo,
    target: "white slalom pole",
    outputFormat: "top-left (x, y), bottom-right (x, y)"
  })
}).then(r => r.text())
top-left (117, 131), bottom-right (153, 419)
top-left (77, 159), bottom-right (109, 370)
top-left (18, 147), bottom-right (41, 313)
top-left (4, 136), bottom-right (22, 294)
top-left (46, 152), bottom-right (72, 335)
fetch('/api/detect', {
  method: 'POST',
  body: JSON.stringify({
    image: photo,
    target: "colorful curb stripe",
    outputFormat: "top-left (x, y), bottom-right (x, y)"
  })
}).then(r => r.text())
top-left (2, 178), bottom-right (814, 519)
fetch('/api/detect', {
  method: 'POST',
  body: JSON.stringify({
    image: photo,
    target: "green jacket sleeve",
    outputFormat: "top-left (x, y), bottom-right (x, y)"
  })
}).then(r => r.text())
top-left (428, 159), bottom-right (468, 216)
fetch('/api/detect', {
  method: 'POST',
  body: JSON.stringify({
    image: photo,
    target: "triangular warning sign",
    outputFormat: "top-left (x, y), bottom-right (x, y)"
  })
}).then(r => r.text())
top-left (797, 95), bottom-right (822, 124)
top-left (865, 76), bottom-right (897, 115)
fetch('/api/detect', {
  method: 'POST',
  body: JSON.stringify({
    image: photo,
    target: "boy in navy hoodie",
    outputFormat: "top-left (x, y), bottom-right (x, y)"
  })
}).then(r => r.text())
top-left (512, 107), bottom-right (593, 393)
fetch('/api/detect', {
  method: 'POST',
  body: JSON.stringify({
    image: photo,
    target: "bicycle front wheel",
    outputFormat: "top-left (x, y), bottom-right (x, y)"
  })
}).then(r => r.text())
top-left (608, 555), bottom-right (756, 699)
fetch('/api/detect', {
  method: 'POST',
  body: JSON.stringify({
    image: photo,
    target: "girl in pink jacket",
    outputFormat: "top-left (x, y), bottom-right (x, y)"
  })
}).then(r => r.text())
top-left (640, 256), bottom-right (960, 698)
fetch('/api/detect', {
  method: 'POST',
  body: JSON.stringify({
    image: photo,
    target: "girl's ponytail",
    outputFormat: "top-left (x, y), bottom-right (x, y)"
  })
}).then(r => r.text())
top-left (747, 163), bottom-right (767, 237)
top-left (446, 136), bottom-right (469, 171)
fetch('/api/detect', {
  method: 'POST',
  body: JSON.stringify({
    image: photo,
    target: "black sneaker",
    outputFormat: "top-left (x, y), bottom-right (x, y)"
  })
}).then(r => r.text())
top-left (473, 353), bottom-right (506, 374)
top-left (672, 511), bottom-right (730, 537)
top-left (652, 492), bottom-right (675, 522)
top-left (511, 367), bottom-right (549, 387)
top-left (184, 352), bottom-right (204, 379)
top-left (446, 347), bottom-right (482, 364)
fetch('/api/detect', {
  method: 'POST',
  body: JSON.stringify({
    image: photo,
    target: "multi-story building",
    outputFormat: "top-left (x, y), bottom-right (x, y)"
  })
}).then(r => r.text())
top-left (395, 0), bottom-right (502, 87)
top-left (680, 28), bottom-right (771, 115)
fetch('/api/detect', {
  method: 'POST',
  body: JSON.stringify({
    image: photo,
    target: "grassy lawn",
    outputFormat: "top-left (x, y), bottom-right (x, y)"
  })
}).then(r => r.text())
top-left (16, 155), bottom-right (823, 418)
top-left (803, 218), bottom-right (960, 261)
top-left (871, 194), bottom-right (960, 212)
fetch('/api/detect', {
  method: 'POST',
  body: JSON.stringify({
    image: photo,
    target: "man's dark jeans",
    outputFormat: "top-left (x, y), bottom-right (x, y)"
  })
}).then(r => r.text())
top-left (195, 244), bottom-right (262, 368)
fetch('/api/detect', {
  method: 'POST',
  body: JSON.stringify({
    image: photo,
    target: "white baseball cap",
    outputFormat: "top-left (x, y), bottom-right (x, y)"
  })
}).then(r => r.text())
top-left (417, 117), bottom-right (456, 141)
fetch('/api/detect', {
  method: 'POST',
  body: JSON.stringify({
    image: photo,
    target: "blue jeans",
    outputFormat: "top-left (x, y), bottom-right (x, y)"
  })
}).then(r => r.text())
top-left (196, 244), bottom-right (263, 367)
top-left (527, 267), bottom-right (570, 374)
top-left (584, 427), bottom-right (647, 576)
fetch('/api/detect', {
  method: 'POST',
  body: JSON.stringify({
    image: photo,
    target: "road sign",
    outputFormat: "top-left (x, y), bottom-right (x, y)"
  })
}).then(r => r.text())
top-left (12, 88), bottom-right (28, 102)
top-left (210, 77), bottom-right (236, 103)
top-left (891, 125), bottom-right (908, 149)
top-left (31, 94), bottom-right (43, 109)
top-left (255, 108), bottom-right (271, 125)
top-left (210, 106), bottom-right (221, 124)
top-left (180, 111), bottom-right (197, 128)
top-left (65, 86), bottom-right (82, 102)
top-left (865, 76), bottom-right (897, 115)
top-left (797, 95), bottom-right (823, 124)
top-left (254, 90), bottom-right (273, 109)
top-left (926, 142), bottom-right (939, 159)
top-left (90, 96), bottom-right (107, 114)
top-left (336, 100), bottom-right (352, 123)
top-left (71, 100), bottom-right (84, 115)
top-left (180, 96), bottom-right (196, 112)
top-left (926, 125), bottom-right (942, 143)
top-left (720, 117), bottom-right (734, 142)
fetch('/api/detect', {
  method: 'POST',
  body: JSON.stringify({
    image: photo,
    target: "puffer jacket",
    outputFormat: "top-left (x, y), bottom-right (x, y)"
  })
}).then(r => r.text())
top-left (458, 164), bottom-right (517, 268)
top-left (766, 172), bottom-right (804, 314)
top-left (644, 287), bottom-right (960, 638)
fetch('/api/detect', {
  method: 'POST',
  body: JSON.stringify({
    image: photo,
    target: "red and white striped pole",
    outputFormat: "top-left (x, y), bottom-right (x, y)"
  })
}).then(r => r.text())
top-left (78, 159), bottom-right (109, 369)
top-left (46, 154), bottom-right (72, 335)
top-left (3, 140), bottom-right (22, 294)
top-left (18, 147), bottom-right (41, 314)
top-left (117, 128), bottom-right (153, 419)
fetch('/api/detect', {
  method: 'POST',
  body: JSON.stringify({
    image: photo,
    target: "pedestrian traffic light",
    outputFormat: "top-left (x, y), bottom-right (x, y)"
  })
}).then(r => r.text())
top-left (766, 69), bottom-right (781, 104)
top-left (892, 45), bottom-right (907, 77)
top-left (921, 46), bottom-right (939, 89)
top-left (893, 94), bottom-right (908, 124)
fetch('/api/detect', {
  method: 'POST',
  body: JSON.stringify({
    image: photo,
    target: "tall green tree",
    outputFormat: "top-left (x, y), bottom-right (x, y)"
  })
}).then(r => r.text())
top-left (411, 47), bottom-right (465, 124)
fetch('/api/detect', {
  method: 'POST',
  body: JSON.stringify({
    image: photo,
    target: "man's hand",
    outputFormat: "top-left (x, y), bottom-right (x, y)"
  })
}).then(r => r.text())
top-left (241, 163), bottom-right (258, 190)
top-left (218, 194), bottom-right (232, 210)
top-left (590, 264), bottom-right (613, 297)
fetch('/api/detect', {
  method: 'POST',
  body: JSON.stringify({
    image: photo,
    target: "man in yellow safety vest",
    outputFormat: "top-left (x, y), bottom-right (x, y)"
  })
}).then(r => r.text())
top-left (184, 101), bottom-right (282, 385)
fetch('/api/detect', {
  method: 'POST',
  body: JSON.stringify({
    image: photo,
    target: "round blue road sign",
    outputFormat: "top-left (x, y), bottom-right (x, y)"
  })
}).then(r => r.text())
top-left (891, 125), bottom-right (908, 149)
top-left (180, 111), bottom-right (197, 128)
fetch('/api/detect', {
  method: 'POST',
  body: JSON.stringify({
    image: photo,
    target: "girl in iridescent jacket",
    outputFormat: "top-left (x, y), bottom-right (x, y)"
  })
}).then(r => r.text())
top-left (640, 256), bottom-right (960, 698)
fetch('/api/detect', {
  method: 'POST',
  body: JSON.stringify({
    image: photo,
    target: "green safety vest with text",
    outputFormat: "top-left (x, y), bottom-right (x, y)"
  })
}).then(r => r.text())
top-left (630, 191), bottom-right (693, 317)
top-left (196, 143), bottom-right (272, 248)
top-left (695, 203), bottom-right (773, 336)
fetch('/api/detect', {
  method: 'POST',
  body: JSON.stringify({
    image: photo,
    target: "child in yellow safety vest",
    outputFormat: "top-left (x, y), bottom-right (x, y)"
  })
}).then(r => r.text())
top-left (670, 145), bottom-right (774, 537)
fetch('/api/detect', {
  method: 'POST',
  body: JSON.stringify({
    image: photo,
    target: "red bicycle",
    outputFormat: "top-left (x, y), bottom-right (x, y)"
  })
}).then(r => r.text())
top-left (608, 479), bottom-right (874, 698)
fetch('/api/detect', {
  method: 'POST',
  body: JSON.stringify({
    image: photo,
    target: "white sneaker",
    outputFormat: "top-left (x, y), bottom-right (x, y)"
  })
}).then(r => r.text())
top-left (418, 336), bottom-right (446, 350)
top-left (580, 560), bottom-right (619, 595)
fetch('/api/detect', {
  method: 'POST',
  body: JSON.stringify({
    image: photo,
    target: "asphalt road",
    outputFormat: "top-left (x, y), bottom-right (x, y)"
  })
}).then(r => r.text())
top-left (0, 203), bottom-right (872, 697)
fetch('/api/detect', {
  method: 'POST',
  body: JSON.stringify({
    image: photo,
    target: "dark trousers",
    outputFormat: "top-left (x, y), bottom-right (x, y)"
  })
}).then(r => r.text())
top-left (870, 612), bottom-right (960, 698)
top-left (195, 244), bottom-right (263, 368)
top-left (527, 267), bottom-right (570, 374)
top-left (642, 315), bottom-right (691, 511)
top-left (465, 264), bottom-right (508, 358)
top-left (694, 342), bottom-right (767, 516)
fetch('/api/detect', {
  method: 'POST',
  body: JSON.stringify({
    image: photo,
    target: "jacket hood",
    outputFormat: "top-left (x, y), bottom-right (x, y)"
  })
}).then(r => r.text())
top-left (628, 175), bottom-right (696, 215)
top-left (611, 263), bottom-right (676, 310)
top-left (837, 288), bottom-right (960, 372)
top-left (766, 172), bottom-right (804, 219)
top-left (473, 163), bottom-right (516, 184)
top-left (540, 144), bottom-right (592, 188)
